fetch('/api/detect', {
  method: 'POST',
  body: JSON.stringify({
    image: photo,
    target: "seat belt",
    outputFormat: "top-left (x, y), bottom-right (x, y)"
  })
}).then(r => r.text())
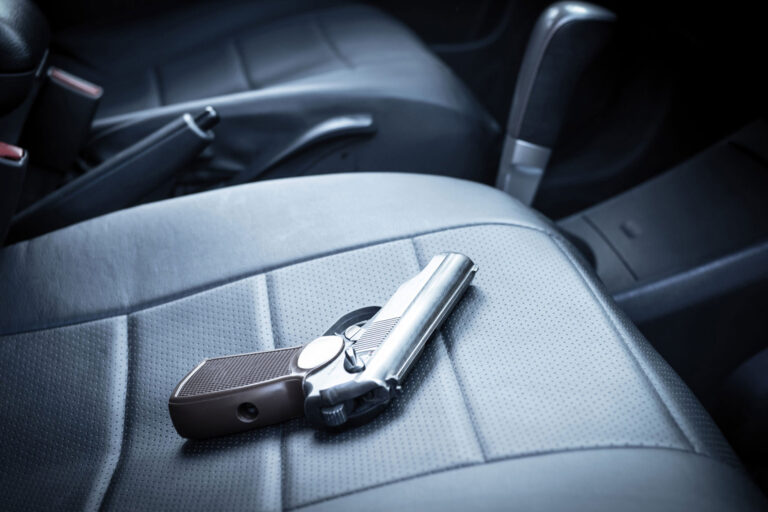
top-left (496, 2), bottom-right (616, 205)
top-left (21, 67), bottom-right (103, 172)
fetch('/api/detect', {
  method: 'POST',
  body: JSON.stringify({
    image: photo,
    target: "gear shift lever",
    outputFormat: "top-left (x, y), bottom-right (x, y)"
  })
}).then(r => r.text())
top-left (496, 2), bottom-right (615, 204)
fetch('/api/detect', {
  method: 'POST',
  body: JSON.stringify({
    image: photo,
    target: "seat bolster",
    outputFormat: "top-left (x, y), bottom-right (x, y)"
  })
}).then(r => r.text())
top-left (0, 173), bottom-right (550, 334)
top-left (1, 173), bottom-right (764, 511)
top-left (300, 448), bottom-right (767, 512)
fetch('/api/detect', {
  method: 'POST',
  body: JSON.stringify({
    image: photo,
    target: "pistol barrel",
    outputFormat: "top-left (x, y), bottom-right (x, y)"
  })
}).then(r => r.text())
top-left (363, 253), bottom-right (477, 383)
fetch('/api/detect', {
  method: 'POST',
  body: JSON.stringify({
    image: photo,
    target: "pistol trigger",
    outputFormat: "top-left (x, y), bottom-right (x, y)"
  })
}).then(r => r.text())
top-left (343, 347), bottom-right (365, 373)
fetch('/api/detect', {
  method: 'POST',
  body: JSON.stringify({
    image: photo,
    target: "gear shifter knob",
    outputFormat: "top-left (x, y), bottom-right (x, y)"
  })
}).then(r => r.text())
top-left (497, 2), bottom-right (615, 204)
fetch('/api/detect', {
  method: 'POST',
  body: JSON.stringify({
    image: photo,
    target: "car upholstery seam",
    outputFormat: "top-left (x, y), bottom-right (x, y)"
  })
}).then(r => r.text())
top-left (91, 56), bottom-right (465, 127)
top-left (728, 140), bottom-right (768, 168)
top-left (410, 237), bottom-right (488, 463)
top-left (264, 273), bottom-right (287, 512)
top-left (280, 429), bottom-right (289, 512)
top-left (314, 15), bottom-right (353, 70)
top-left (97, 314), bottom-right (132, 512)
top-left (257, 61), bottom-right (348, 89)
top-left (230, 37), bottom-right (257, 90)
top-left (149, 66), bottom-right (164, 107)
top-left (252, 55), bottom-right (442, 89)
top-left (0, 221), bottom-right (558, 337)
top-left (288, 444), bottom-right (719, 510)
top-left (264, 273), bottom-right (283, 349)
top-left (3, 224), bottom-right (727, 507)
top-left (548, 235), bottom-right (696, 454)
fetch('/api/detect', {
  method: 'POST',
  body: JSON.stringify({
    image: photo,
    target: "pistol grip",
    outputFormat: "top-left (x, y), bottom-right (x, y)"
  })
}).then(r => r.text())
top-left (169, 347), bottom-right (304, 439)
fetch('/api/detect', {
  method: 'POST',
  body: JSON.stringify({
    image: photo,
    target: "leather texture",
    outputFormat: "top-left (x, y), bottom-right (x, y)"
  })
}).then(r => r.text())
top-left (0, 0), bottom-right (49, 114)
top-left (55, 1), bottom-right (426, 119)
top-left (303, 449), bottom-right (766, 512)
top-left (0, 173), bottom-right (764, 510)
top-left (0, 173), bottom-right (540, 334)
top-left (0, 0), bottom-right (48, 73)
top-left (50, 1), bottom-right (498, 183)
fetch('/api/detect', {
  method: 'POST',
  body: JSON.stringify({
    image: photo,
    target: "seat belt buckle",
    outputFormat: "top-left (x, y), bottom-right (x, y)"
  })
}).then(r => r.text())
top-left (0, 142), bottom-right (26, 163)
top-left (48, 68), bottom-right (103, 99)
top-left (21, 67), bottom-right (103, 171)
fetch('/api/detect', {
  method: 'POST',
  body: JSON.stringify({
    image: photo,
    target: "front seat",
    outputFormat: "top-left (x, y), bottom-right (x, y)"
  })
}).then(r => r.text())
top-left (48, 0), bottom-right (497, 182)
top-left (0, 173), bottom-right (764, 511)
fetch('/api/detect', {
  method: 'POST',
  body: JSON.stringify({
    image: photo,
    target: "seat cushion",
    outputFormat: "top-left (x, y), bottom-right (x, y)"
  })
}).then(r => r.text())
top-left (52, 1), bottom-right (460, 120)
top-left (0, 173), bottom-right (764, 511)
top-left (52, 1), bottom-right (498, 183)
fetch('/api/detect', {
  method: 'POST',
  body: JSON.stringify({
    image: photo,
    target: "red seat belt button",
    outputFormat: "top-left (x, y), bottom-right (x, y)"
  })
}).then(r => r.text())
top-left (0, 142), bottom-right (25, 162)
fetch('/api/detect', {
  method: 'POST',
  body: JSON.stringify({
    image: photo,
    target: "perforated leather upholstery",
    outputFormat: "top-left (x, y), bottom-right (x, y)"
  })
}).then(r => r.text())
top-left (0, 174), bottom-right (764, 511)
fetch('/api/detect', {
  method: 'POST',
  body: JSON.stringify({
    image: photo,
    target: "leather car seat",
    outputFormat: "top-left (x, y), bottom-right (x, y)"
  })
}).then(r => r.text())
top-left (48, 0), bottom-right (498, 182)
top-left (0, 173), bottom-right (765, 511)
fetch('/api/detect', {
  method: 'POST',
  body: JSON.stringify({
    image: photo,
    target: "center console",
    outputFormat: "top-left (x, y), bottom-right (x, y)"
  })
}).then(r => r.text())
top-left (560, 120), bottom-right (768, 322)
top-left (559, 121), bottom-right (768, 454)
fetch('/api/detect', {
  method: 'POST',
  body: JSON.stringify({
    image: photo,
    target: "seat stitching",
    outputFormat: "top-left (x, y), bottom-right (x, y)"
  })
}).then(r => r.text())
top-left (149, 67), bottom-right (164, 106)
top-left (280, 429), bottom-right (289, 512)
top-left (97, 315), bottom-right (132, 511)
top-left (264, 273), bottom-right (287, 512)
top-left (548, 234), bottom-right (695, 453)
top-left (287, 444), bottom-right (723, 511)
top-left (254, 59), bottom-right (348, 89)
top-left (7, 225), bottom-right (719, 508)
top-left (1, 221), bottom-right (558, 336)
top-left (262, 273), bottom-right (278, 352)
top-left (410, 238), bottom-right (488, 463)
top-left (313, 15), bottom-right (354, 70)
top-left (92, 53), bottom-right (446, 126)
top-left (230, 37), bottom-right (257, 90)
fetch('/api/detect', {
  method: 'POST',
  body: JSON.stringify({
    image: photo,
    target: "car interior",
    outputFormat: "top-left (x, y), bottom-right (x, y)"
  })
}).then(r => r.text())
top-left (1, 0), bottom-right (767, 510)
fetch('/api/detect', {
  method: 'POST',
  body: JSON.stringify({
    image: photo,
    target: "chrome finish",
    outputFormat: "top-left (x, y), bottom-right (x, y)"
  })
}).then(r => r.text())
top-left (303, 252), bottom-right (478, 427)
top-left (296, 335), bottom-right (344, 370)
top-left (344, 324), bottom-right (363, 341)
top-left (496, 137), bottom-right (552, 204)
top-left (511, 138), bottom-right (551, 171)
top-left (364, 253), bottom-right (477, 381)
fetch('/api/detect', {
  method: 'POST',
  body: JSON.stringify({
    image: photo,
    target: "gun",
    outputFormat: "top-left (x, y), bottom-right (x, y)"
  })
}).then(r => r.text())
top-left (169, 252), bottom-right (477, 439)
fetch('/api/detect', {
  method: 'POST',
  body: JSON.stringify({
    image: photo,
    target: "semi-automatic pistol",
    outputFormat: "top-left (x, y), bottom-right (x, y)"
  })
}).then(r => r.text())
top-left (169, 252), bottom-right (477, 439)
